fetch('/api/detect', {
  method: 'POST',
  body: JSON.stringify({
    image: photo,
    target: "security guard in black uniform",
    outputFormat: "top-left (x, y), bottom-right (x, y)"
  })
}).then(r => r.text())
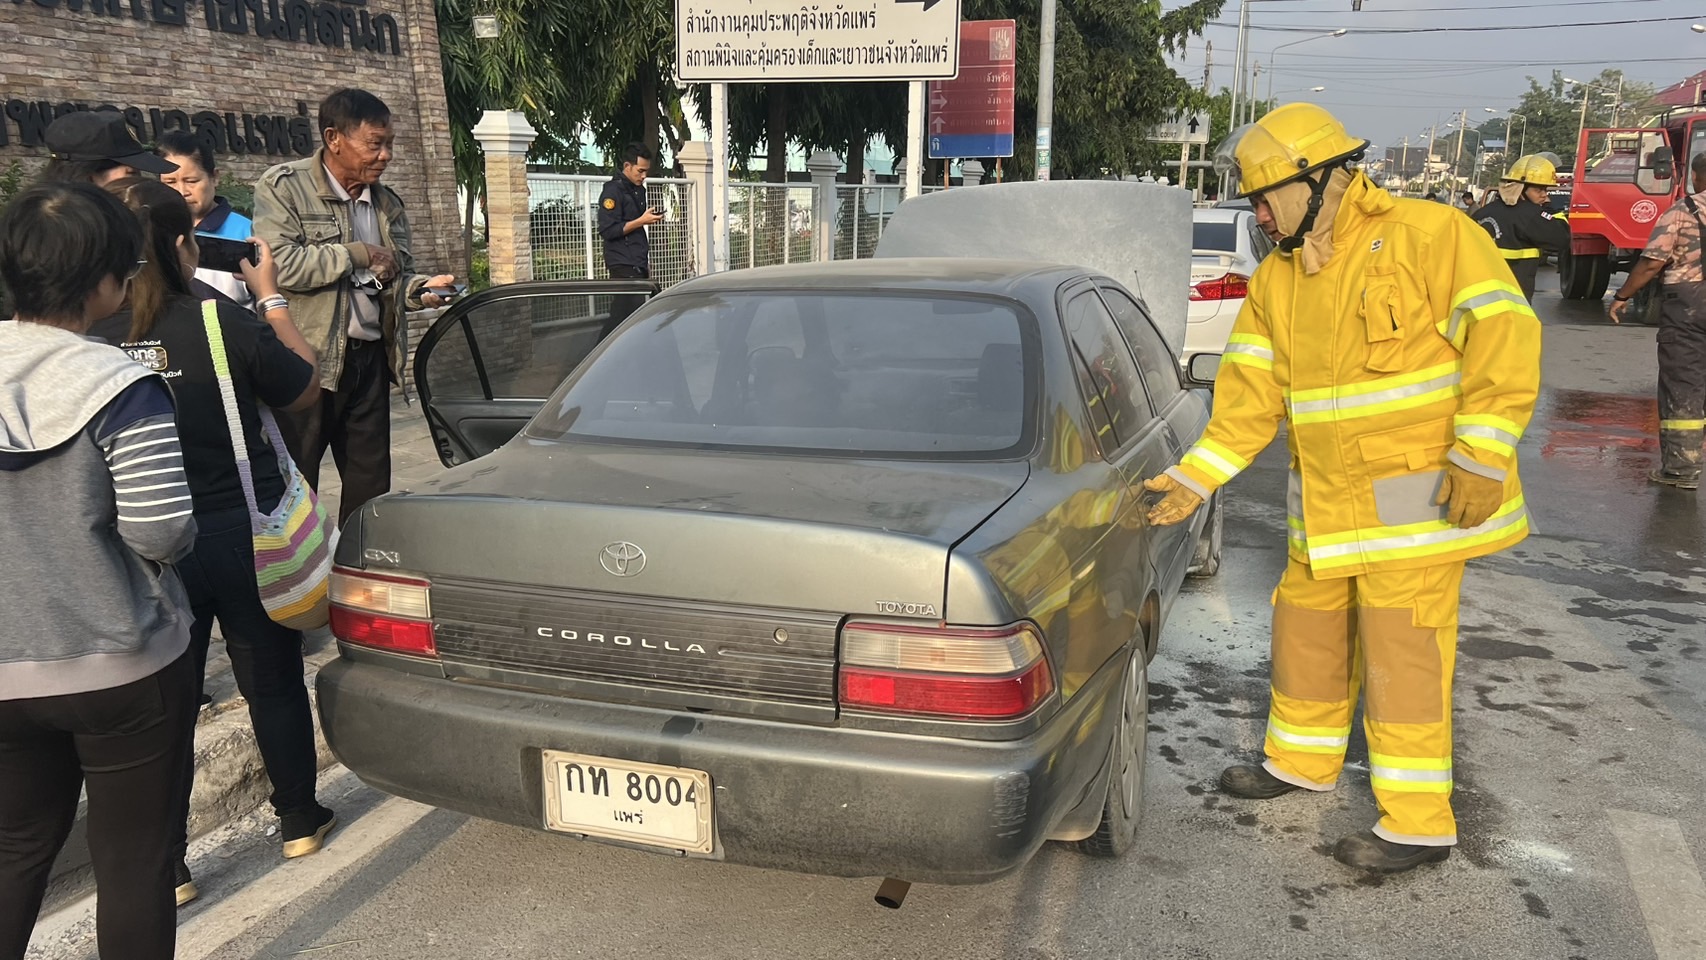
top-left (597, 142), bottom-right (661, 337)
top-left (1474, 154), bottom-right (1571, 300)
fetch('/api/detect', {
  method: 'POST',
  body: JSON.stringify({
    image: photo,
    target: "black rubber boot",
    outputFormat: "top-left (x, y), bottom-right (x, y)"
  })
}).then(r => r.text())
top-left (1333, 830), bottom-right (1452, 873)
top-left (1649, 468), bottom-right (1701, 491)
top-left (1219, 764), bottom-right (1304, 799)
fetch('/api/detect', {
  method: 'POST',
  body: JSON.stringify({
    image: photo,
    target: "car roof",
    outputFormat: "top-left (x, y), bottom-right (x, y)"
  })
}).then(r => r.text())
top-left (1192, 208), bottom-right (1248, 223)
top-left (659, 258), bottom-right (1092, 299)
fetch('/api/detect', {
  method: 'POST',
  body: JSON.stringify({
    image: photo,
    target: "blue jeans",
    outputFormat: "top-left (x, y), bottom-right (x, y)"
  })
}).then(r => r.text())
top-left (171, 508), bottom-right (317, 860)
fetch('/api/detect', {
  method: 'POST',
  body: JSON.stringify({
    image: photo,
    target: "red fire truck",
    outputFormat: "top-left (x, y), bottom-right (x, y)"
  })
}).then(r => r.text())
top-left (1563, 106), bottom-right (1706, 325)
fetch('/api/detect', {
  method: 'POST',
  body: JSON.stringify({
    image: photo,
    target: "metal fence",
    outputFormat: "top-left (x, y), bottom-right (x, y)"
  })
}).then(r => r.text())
top-left (728, 183), bottom-right (817, 269)
top-left (527, 174), bottom-right (698, 291)
top-left (526, 173), bottom-right (952, 284)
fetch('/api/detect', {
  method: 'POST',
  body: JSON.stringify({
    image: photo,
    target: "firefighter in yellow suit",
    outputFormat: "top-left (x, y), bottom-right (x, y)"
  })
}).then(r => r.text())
top-left (1147, 104), bottom-right (1541, 874)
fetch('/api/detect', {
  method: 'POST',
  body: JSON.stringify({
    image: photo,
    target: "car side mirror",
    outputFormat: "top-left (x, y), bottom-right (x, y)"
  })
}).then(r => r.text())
top-left (1185, 353), bottom-right (1220, 387)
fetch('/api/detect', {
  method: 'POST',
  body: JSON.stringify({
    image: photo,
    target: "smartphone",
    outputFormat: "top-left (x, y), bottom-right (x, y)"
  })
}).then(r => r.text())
top-left (427, 282), bottom-right (469, 302)
top-left (196, 234), bottom-right (259, 274)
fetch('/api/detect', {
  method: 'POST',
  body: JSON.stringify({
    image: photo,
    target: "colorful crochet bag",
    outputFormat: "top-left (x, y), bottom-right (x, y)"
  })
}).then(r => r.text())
top-left (201, 300), bottom-right (333, 630)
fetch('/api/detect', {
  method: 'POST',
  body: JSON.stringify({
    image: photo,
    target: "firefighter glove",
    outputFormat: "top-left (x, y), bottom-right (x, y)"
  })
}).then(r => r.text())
top-left (1434, 464), bottom-right (1503, 529)
top-left (1144, 474), bottom-right (1205, 527)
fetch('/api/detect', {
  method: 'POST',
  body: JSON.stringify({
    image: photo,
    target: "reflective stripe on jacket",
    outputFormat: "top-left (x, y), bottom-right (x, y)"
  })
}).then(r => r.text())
top-left (1168, 174), bottom-right (1541, 578)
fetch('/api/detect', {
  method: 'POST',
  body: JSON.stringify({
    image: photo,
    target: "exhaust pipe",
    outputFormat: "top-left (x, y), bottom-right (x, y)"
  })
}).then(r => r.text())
top-left (874, 878), bottom-right (910, 909)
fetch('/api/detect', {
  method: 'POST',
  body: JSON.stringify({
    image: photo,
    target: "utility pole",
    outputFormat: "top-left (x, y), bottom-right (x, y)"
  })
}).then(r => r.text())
top-left (1036, 0), bottom-right (1057, 180)
top-left (1248, 62), bottom-right (1263, 124)
top-left (1400, 137), bottom-right (1410, 196)
top-left (1452, 108), bottom-right (1468, 190)
top-left (1201, 41), bottom-right (1213, 199)
top-left (1229, 0), bottom-right (1249, 140)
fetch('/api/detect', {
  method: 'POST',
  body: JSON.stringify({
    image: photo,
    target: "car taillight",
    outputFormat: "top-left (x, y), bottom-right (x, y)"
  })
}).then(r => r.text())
top-left (329, 566), bottom-right (436, 658)
top-left (1190, 273), bottom-right (1250, 302)
top-left (838, 621), bottom-right (1054, 720)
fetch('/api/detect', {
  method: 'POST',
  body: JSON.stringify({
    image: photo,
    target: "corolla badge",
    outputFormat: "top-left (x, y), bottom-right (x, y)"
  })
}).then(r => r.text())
top-left (599, 541), bottom-right (647, 577)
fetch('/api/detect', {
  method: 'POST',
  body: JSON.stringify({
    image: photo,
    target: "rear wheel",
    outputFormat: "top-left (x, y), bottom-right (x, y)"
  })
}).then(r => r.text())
top-left (1187, 492), bottom-right (1223, 578)
top-left (1074, 649), bottom-right (1149, 858)
top-left (1632, 283), bottom-right (1664, 326)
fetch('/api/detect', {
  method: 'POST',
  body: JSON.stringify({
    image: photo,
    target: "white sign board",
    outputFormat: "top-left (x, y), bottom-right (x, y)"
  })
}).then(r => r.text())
top-left (1150, 112), bottom-right (1210, 145)
top-left (676, 0), bottom-right (962, 81)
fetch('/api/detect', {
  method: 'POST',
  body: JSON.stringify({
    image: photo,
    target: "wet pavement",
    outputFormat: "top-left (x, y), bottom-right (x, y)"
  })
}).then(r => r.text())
top-left (26, 269), bottom-right (1706, 960)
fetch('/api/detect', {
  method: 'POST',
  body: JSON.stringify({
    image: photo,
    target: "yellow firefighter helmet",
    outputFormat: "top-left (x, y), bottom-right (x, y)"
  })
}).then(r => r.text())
top-left (1503, 155), bottom-right (1559, 188)
top-left (1223, 103), bottom-right (1369, 197)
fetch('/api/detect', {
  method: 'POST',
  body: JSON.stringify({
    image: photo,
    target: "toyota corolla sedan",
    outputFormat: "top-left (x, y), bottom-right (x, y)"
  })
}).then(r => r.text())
top-left (317, 258), bottom-right (1220, 888)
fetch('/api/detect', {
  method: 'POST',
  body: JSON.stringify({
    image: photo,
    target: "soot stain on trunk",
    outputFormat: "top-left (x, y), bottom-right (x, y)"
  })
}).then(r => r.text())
top-left (1562, 661), bottom-right (1601, 673)
top-left (1522, 892), bottom-right (1553, 919)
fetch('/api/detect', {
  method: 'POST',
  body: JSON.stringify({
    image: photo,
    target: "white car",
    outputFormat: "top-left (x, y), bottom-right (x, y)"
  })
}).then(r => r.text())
top-left (1186, 208), bottom-right (1273, 372)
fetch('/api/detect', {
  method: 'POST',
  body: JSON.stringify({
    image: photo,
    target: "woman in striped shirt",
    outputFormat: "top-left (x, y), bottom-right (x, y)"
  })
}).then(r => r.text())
top-left (0, 181), bottom-right (199, 960)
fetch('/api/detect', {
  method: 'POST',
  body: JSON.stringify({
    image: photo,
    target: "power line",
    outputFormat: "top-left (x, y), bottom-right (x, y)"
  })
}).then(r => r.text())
top-left (1207, 14), bottom-right (1701, 33)
top-left (1248, 0), bottom-right (1672, 12)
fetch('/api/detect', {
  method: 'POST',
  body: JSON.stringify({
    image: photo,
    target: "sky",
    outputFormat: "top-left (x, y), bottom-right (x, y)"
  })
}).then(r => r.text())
top-left (1163, 0), bottom-right (1705, 156)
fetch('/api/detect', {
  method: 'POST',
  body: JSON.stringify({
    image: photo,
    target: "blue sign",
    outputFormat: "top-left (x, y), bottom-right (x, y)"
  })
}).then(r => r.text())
top-left (930, 133), bottom-right (1016, 160)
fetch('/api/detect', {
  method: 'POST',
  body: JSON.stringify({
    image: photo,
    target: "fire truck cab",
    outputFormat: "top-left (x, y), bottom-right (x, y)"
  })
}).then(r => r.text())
top-left (1564, 107), bottom-right (1706, 325)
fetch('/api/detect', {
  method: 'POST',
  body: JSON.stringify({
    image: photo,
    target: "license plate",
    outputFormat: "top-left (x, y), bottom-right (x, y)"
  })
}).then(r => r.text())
top-left (541, 750), bottom-right (714, 854)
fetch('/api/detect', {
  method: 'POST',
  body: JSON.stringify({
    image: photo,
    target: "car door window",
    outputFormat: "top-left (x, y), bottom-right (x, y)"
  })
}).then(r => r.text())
top-left (423, 292), bottom-right (616, 402)
top-left (1061, 288), bottom-right (1153, 452)
top-left (1097, 286), bottom-right (1183, 409)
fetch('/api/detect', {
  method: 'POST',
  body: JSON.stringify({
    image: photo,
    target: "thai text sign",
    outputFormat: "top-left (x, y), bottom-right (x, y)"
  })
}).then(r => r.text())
top-left (676, 0), bottom-right (962, 82)
top-left (927, 19), bottom-right (1014, 159)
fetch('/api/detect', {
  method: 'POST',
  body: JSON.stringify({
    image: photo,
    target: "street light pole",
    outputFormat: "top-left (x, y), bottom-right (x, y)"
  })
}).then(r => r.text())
top-left (1265, 29), bottom-right (1347, 116)
top-left (1567, 77), bottom-right (1617, 164)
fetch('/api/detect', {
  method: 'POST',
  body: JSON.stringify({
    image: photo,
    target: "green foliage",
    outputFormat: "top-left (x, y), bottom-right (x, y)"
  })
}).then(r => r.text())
top-left (1514, 69), bottom-right (1657, 170)
top-left (218, 172), bottom-right (255, 218)
top-left (0, 160), bottom-right (24, 208)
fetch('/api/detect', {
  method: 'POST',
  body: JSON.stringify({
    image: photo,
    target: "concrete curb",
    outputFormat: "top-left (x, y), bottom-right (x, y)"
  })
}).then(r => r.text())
top-left (44, 643), bottom-right (342, 908)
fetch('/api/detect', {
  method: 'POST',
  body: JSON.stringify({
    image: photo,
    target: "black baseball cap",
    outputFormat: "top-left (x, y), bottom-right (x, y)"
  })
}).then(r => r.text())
top-left (44, 111), bottom-right (178, 175)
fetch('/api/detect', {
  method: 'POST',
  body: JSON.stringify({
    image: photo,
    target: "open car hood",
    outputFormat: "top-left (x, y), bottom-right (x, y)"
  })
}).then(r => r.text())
top-left (872, 181), bottom-right (1192, 354)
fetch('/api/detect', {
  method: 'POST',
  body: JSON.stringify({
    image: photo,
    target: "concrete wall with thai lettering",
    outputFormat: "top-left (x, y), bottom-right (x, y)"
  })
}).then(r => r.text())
top-left (0, 0), bottom-right (462, 273)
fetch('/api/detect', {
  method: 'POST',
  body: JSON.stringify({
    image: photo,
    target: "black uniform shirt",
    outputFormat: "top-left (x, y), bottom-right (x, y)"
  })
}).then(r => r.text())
top-left (597, 175), bottom-right (651, 273)
top-left (1475, 196), bottom-right (1571, 299)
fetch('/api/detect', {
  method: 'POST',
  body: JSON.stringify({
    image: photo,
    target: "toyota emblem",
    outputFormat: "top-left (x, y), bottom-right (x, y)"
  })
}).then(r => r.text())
top-left (599, 541), bottom-right (647, 577)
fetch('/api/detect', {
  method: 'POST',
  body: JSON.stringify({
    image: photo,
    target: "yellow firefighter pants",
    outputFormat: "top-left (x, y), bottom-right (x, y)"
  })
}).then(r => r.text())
top-left (1262, 558), bottom-right (1466, 847)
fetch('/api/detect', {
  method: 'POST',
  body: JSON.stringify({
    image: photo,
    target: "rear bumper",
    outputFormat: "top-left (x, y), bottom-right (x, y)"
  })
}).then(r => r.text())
top-left (316, 653), bottom-right (1122, 884)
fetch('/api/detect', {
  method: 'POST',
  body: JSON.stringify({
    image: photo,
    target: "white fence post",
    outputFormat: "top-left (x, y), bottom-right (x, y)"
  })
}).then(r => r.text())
top-left (962, 160), bottom-right (985, 187)
top-left (471, 110), bottom-right (538, 284)
top-left (678, 141), bottom-right (714, 278)
top-left (807, 151), bottom-right (841, 264)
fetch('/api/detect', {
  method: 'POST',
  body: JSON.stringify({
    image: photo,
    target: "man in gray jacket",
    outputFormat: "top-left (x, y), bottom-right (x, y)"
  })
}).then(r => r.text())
top-left (253, 88), bottom-right (453, 525)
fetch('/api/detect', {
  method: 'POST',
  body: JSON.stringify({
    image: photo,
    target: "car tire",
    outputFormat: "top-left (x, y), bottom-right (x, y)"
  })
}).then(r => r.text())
top-left (1632, 283), bottom-right (1664, 327)
top-left (1187, 491), bottom-right (1223, 578)
top-left (1073, 647), bottom-right (1149, 858)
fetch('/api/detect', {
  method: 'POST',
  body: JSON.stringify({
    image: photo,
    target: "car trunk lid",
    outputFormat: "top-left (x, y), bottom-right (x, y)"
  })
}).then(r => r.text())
top-left (360, 443), bottom-right (1029, 718)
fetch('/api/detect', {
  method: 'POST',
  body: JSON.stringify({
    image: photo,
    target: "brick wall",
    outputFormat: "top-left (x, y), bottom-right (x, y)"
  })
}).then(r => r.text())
top-left (0, 0), bottom-right (463, 274)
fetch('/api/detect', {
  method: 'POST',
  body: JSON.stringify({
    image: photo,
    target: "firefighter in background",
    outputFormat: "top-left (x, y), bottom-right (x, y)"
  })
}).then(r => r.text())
top-left (1608, 150), bottom-right (1706, 490)
top-left (1146, 104), bottom-right (1541, 874)
top-left (1475, 155), bottom-right (1572, 300)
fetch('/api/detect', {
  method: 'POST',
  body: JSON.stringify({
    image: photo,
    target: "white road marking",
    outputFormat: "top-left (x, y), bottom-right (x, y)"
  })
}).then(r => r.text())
top-left (174, 796), bottom-right (434, 960)
top-left (1608, 809), bottom-right (1706, 960)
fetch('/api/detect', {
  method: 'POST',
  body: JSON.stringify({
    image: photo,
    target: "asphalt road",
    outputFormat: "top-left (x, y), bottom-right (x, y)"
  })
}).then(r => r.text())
top-left (26, 268), bottom-right (1706, 960)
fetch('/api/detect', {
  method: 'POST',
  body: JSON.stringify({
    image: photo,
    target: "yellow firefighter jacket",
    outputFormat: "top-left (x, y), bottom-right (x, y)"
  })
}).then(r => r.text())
top-left (1167, 174), bottom-right (1541, 579)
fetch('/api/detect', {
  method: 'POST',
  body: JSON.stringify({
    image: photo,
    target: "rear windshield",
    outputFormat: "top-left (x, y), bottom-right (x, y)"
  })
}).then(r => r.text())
top-left (1192, 221), bottom-right (1237, 251)
top-left (525, 291), bottom-right (1035, 459)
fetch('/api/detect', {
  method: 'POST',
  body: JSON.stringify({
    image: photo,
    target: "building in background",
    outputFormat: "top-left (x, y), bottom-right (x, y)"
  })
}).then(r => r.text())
top-left (0, 0), bottom-right (463, 271)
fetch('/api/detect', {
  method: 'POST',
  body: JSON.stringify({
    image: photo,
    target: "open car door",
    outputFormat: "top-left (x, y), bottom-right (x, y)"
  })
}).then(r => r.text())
top-left (412, 279), bottom-right (657, 466)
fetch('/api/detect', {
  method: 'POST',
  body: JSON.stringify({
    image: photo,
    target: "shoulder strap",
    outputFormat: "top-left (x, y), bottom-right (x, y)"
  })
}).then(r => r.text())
top-left (201, 299), bottom-right (261, 517)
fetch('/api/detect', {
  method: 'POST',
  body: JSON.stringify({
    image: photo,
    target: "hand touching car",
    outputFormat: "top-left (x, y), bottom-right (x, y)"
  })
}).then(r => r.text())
top-left (1143, 473), bottom-right (1204, 527)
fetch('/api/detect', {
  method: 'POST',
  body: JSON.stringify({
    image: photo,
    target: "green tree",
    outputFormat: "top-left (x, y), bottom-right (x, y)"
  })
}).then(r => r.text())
top-left (1513, 69), bottom-right (1657, 170)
